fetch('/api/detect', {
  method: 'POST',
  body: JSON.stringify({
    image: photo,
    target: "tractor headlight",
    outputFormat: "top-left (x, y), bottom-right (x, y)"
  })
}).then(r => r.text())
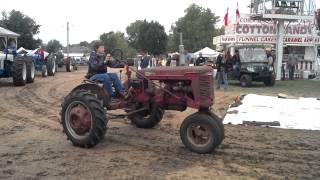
top-left (246, 66), bottom-right (255, 72)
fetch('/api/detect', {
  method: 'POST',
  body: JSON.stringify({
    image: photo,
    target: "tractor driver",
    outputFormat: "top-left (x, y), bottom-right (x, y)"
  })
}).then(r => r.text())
top-left (86, 41), bottom-right (125, 98)
top-left (3, 42), bottom-right (17, 57)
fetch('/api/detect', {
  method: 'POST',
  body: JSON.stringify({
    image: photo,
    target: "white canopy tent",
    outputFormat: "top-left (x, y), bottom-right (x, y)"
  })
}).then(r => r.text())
top-left (27, 48), bottom-right (49, 58)
top-left (0, 26), bottom-right (20, 48)
top-left (193, 47), bottom-right (219, 58)
top-left (17, 47), bottom-right (31, 54)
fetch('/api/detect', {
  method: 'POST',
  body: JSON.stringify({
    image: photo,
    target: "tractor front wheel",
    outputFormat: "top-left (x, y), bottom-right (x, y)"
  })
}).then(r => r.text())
top-left (128, 103), bottom-right (164, 128)
top-left (240, 74), bottom-right (252, 87)
top-left (61, 89), bottom-right (107, 148)
top-left (13, 60), bottom-right (27, 86)
top-left (41, 65), bottom-right (48, 77)
top-left (26, 59), bottom-right (35, 83)
top-left (47, 57), bottom-right (56, 76)
top-left (180, 112), bottom-right (223, 154)
top-left (66, 59), bottom-right (73, 72)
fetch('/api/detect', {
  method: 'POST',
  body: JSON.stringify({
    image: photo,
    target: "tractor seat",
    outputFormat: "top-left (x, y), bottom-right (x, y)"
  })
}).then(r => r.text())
top-left (84, 75), bottom-right (103, 82)
top-left (83, 78), bottom-right (104, 87)
top-left (83, 76), bottom-right (116, 89)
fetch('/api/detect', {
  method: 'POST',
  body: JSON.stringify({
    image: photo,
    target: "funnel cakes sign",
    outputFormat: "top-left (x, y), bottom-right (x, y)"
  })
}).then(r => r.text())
top-left (215, 14), bottom-right (320, 45)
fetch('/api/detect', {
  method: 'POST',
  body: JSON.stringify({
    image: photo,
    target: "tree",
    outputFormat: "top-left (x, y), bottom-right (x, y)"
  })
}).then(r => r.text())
top-left (0, 10), bottom-right (42, 49)
top-left (137, 20), bottom-right (168, 55)
top-left (45, 39), bottom-right (63, 53)
top-left (169, 4), bottom-right (220, 52)
top-left (126, 20), bottom-right (168, 55)
top-left (79, 41), bottom-right (89, 47)
top-left (99, 31), bottom-right (137, 58)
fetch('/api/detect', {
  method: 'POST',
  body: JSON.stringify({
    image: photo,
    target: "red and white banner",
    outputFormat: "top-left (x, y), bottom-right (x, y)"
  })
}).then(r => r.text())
top-left (215, 35), bottom-right (320, 45)
top-left (217, 14), bottom-right (320, 45)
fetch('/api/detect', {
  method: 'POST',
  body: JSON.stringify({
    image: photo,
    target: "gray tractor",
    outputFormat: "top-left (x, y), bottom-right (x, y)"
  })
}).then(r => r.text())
top-left (55, 50), bottom-right (77, 72)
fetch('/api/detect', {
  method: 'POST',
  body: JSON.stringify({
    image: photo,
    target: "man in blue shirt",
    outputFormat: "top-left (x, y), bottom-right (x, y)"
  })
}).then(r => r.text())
top-left (3, 42), bottom-right (17, 57)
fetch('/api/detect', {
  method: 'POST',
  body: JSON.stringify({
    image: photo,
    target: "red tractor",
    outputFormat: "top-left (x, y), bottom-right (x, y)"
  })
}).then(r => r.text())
top-left (60, 58), bottom-right (224, 154)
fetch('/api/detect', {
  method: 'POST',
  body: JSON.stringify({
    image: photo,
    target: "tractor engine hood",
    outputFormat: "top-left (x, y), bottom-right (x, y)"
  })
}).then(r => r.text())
top-left (137, 66), bottom-right (213, 80)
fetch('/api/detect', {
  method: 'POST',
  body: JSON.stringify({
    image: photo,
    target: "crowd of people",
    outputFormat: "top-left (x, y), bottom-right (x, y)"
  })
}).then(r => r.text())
top-left (137, 50), bottom-right (209, 68)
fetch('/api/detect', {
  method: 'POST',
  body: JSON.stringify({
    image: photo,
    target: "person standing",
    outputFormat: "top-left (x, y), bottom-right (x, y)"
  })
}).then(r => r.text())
top-left (232, 49), bottom-right (241, 80)
top-left (3, 42), bottom-right (17, 57)
top-left (166, 55), bottom-right (172, 66)
top-left (216, 50), bottom-right (231, 90)
top-left (287, 50), bottom-right (298, 80)
top-left (266, 48), bottom-right (275, 68)
top-left (184, 50), bottom-right (192, 66)
top-left (140, 53), bottom-right (150, 69)
top-left (195, 52), bottom-right (206, 66)
top-left (35, 46), bottom-right (45, 63)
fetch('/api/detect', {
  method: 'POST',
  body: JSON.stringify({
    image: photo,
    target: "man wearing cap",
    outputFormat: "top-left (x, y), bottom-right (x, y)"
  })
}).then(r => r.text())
top-left (266, 48), bottom-right (274, 67)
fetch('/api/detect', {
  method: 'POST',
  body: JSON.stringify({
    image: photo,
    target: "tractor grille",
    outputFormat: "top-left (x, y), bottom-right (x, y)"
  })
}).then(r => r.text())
top-left (199, 75), bottom-right (213, 106)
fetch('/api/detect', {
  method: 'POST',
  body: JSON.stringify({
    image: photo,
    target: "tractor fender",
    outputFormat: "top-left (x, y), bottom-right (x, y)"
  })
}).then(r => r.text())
top-left (71, 82), bottom-right (110, 107)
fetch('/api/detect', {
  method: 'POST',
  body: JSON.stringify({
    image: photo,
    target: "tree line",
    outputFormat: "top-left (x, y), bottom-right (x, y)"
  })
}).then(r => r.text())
top-left (0, 4), bottom-right (225, 56)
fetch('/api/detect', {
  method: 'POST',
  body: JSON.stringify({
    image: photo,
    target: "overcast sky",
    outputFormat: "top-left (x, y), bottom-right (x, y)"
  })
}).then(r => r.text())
top-left (1, 0), bottom-right (319, 46)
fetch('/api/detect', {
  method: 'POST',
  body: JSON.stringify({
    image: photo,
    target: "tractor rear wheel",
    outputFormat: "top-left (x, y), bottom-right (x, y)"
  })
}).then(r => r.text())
top-left (61, 89), bottom-right (107, 148)
top-left (47, 57), bottom-right (56, 76)
top-left (128, 103), bottom-right (164, 128)
top-left (13, 59), bottom-right (27, 86)
top-left (180, 113), bottom-right (223, 154)
top-left (26, 59), bottom-right (35, 83)
top-left (66, 58), bottom-right (73, 72)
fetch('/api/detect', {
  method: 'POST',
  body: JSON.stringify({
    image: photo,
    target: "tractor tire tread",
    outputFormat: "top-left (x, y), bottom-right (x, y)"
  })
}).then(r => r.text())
top-left (61, 89), bottom-right (107, 148)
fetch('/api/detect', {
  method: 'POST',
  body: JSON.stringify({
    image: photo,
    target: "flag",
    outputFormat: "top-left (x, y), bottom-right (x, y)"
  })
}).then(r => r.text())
top-left (224, 8), bottom-right (229, 26)
top-left (236, 2), bottom-right (240, 25)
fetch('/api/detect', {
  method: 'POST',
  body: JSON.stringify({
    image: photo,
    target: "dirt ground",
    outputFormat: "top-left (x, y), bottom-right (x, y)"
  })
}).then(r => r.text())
top-left (0, 66), bottom-right (320, 180)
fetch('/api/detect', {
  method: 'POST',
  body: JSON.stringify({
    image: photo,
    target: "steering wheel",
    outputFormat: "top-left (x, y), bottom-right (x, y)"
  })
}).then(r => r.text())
top-left (111, 49), bottom-right (124, 63)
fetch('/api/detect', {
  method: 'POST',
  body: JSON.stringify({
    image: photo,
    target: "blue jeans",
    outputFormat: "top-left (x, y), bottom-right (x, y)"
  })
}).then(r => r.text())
top-left (288, 65), bottom-right (295, 80)
top-left (233, 64), bottom-right (240, 80)
top-left (90, 73), bottom-right (124, 97)
top-left (216, 71), bottom-right (228, 90)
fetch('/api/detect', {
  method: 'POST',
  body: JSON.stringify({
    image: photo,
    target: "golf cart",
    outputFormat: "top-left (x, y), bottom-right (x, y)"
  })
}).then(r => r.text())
top-left (229, 46), bottom-right (275, 87)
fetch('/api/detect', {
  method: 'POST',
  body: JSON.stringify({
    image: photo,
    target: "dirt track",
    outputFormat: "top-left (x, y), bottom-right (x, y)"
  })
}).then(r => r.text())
top-left (0, 67), bottom-right (320, 180)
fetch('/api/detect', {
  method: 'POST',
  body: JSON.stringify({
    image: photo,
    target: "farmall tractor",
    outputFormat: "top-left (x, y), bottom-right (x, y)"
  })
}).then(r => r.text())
top-left (60, 53), bottom-right (224, 154)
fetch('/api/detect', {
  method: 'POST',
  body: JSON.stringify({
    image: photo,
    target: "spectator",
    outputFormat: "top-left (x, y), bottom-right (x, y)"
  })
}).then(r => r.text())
top-left (140, 53), bottom-right (150, 69)
top-left (232, 49), bottom-right (241, 79)
top-left (266, 48), bottom-right (275, 67)
top-left (216, 50), bottom-right (232, 90)
top-left (184, 50), bottom-right (192, 66)
top-left (195, 52), bottom-right (206, 66)
top-left (287, 49), bottom-right (298, 80)
top-left (166, 55), bottom-right (172, 66)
